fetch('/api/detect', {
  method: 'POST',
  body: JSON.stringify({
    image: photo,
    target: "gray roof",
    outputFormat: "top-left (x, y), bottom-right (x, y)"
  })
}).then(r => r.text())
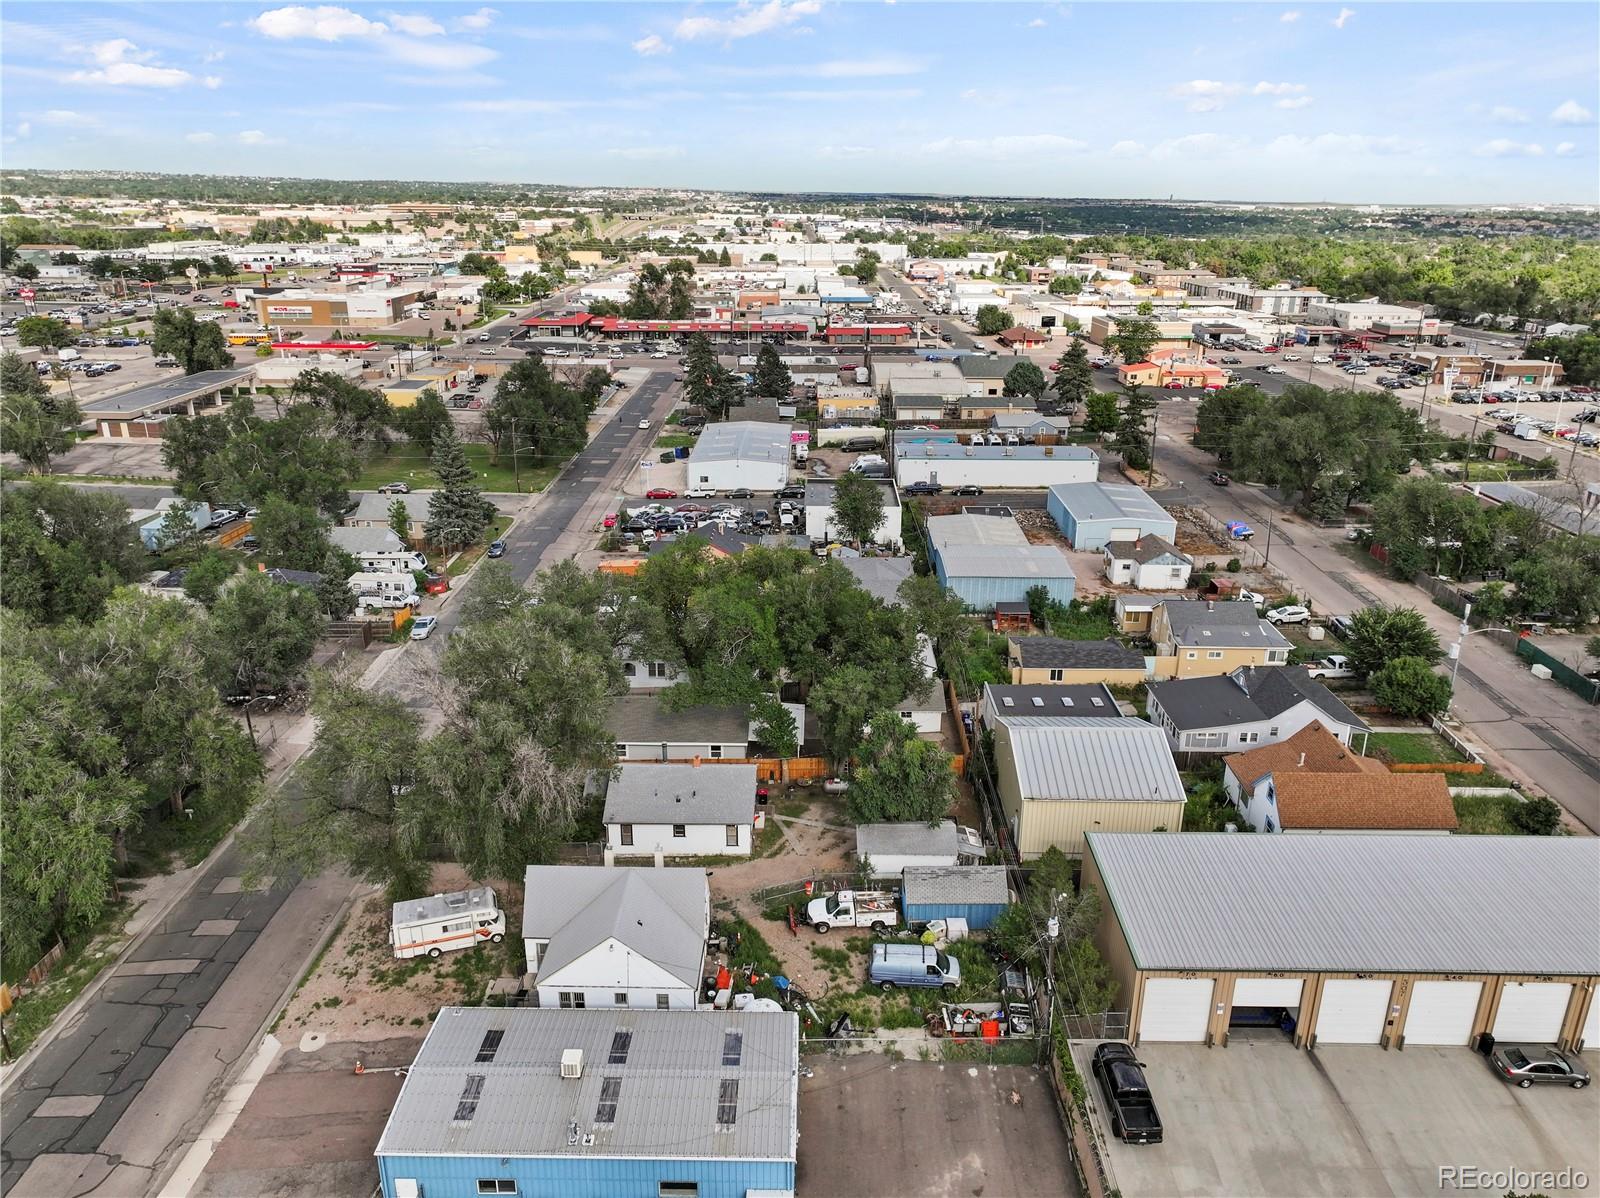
top-left (1474, 482), bottom-right (1590, 537)
top-left (805, 478), bottom-right (899, 511)
top-left (990, 414), bottom-right (1073, 432)
top-left (1104, 535), bottom-right (1189, 565)
top-left (1047, 481), bottom-right (1174, 526)
top-left (995, 716), bottom-right (1185, 803)
top-left (1114, 592), bottom-right (1169, 615)
top-left (1146, 666), bottom-right (1368, 733)
top-left (1013, 637), bottom-right (1144, 670)
top-left (522, 865), bottom-right (708, 987)
top-left (330, 525), bottom-right (408, 554)
top-left (1087, 832), bottom-right (1600, 976)
top-left (856, 820), bottom-right (959, 861)
top-left (958, 394), bottom-right (1036, 412)
top-left (892, 392), bottom-right (949, 411)
top-left (957, 355), bottom-right (1013, 379)
top-left (938, 544), bottom-right (1076, 581)
top-left (983, 683), bottom-right (1119, 717)
top-left (607, 695), bottom-right (751, 747)
top-left (901, 865), bottom-right (1010, 907)
top-left (836, 556), bottom-right (913, 605)
top-left (79, 368), bottom-right (253, 417)
top-left (1160, 600), bottom-right (1292, 650)
top-left (374, 1006), bottom-right (798, 1161)
top-left (895, 442), bottom-right (1097, 464)
top-left (604, 763), bottom-right (757, 826)
top-left (926, 513), bottom-right (1029, 551)
top-left (345, 490), bottom-right (439, 524)
top-left (687, 420), bottom-right (790, 466)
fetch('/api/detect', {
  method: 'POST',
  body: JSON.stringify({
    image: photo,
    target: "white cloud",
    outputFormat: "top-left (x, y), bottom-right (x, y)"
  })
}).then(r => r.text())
top-left (67, 38), bottom-right (198, 88)
top-left (382, 37), bottom-right (496, 69)
top-left (1171, 79), bottom-right (1249, 112)
top-left (1332, 7), bottom-right (1355, 28)
top-left (1186, 98), bottom-right (1225, 113)
top-left (921, 133), bottom-right (1089, 160)
top-left (90, 38), bottom-right (154, 65)
top-left (1473, 138), bottom-right (1544, 158)
top-left (1555, 141), bottom-right (1577, 157)
top-left (1027, 17), bottom-right (1047, 27)
top-left (1151, 132), bottom-right (1249, 157)
top-left (251, 6), bottom-right (388, 40)
top-left (1277, 96), bottom-right (1313, 110)
top-left (608, 145), bottom-right (684, 160)
top-left (1280, 9), bottom-right (1301, 21)
top-left (203, 75), bottom-right (223, 89)
top-left (767, 87), bottom-right (920, 102)
top-left (185, 131), bottom-right (217, 143)
top-left (455, 6), bottom-right (497, 30)
top-left (449, 98), bottom-right (579, 113)
top-left (203, 49), bottom-right (226, 63)
top-left (1109, 139), bottom-right (1145, 157)
top-left (15, 122), bottom-right (31, 139)
top-left (815, 56), bottom-right (925, 77)
top-left (632, 34), bottom-right (671, 56)
top-left (818, 144), bottom-right (875, 158)
top-left (675, 0), bottom-right (822, 42)
top-left (237, 129), bottom-right (283, 145)
top-left (1551, 99), bottom-right (1595, 125)
top-left (1488, 105), bottom-right (1529, 124)
top-left (1267, 133), bottom-right (1416, 156)
top-left (1251, 81), bottom-right (1306, 96)
top-left (41, 109), bottom-right (99, 127)
top-left (386, 12), bottom-right (444, 36)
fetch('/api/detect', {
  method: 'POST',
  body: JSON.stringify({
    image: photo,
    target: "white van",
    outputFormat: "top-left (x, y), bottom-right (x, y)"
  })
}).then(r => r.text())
top-left (390, 887), bottom-right (505, 960)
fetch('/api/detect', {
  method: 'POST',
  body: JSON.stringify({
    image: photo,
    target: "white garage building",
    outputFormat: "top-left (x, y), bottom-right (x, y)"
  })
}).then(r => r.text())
top-left (1084, 832), bottom-right (1599, 1051)
top-left (893, 442), bottom-right (1099, 489)
top-left (685, 421), bottom-right (791, 494)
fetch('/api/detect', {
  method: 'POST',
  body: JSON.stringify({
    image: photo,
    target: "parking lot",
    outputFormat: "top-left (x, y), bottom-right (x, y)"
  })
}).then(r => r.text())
top-left (1073, 1039), bottom-right (1600, 1197)
top-left (798, 1057), bottom-right (1079, 1198)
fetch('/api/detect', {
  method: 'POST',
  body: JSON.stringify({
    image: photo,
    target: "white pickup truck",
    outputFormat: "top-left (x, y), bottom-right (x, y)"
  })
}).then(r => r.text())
top-left (805, 889), bottom-right (899, 934)
top-left (1305, 654), bottom-right (1356, 680)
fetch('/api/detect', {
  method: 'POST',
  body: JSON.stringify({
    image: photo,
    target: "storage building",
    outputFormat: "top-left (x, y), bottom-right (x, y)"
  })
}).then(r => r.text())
top-left (1046, 482), bottom-right (1177, 551)
top-left (925, 513), bottom-right (1075, 610)
top-left (374, 1006), bottom-right (799, 1198)
top-left (900, 866), bottom-right (1012, 930)
top-left (856, 820), bottom-right (984, 877)
top-left (685, 421), bottom-right (791, 494)
top-left (895, 442), bottom-right (1099, 489)
top-left (804, 478), bottom-right (902, 548)
top-left (1083, 832), bottom-right (1600, 1051)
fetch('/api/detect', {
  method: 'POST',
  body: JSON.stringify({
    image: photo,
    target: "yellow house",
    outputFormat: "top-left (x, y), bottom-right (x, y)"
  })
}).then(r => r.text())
top-left (992, 715), bottom-right (1186, 857)
top-left (382, 368), bottom-right (466, 408)
top-left (1008, 636), bottom-right (1148, 687)
top-left (503, 244), bottom-right (542, 264)
top-left (1149, 599), bottom-right (1292, 679)
top-left (815, 387), bottom-right (881, 420)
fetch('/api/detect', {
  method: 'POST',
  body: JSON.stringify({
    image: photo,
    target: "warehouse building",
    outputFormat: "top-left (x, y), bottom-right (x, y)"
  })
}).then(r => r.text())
top-left (1083, 832), bottom-right (1600, 1051)
top-left (925, 513), bottom-right (1076, 610)
top-left (374, 1006), bottom-right (799, 1198)
top-left (804, 478), bottom-right (902, 548)
top-left (1046, 482), bottom-right (1177, 551)
top-left (894, 442), bottom-right (1099, 489)
top-left (685, 421), bottom-right (791, 494)
top-left (254, 287), bottom-right (428, 328)
top-left (80, 368), bottom-right (254, 438)
top-left (901, 866), bottom-right (1012, 930)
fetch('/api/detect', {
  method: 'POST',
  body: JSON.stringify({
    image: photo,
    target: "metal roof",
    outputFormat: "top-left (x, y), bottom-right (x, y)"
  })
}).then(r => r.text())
top-left (856, 820), bottom-right (959, 860)
top-left (79, 368), bottom-right (254, 417)
top-left (374, 1006), bottom-right (798, 1161)
top-left (994, 716), bottom-right (1186, 804)
top-left (687, 421), bottom-right (791, 466)
top-left (603, 763), bottom-right (757, 826)
top-left (938, 544), bottom-right (1076, 581)
top-left (1474, 482), bottom-right (1589, 537)
top-left (895, 442), bottom-right (1097, 463)
top-left (926, 513), bottom-right (1029, 551)
top-left (901, 866), bottom-right (1010, 907)
top-left (522, 865), bottom-right (708, 988)
top-left (1086, 832), bottom-right (1600, 975)
top-left (1047, 482), bottom-right (1174, 525)
top-left (330, 526), bottom-right (409, 555)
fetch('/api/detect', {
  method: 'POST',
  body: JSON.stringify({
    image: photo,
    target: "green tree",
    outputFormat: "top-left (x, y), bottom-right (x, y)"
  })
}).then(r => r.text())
top-left (252, 497), bottom-right (332, 571)
top-left (829, 470), bottom-right (886, 546)
top-left (152, 307), bottom-right (234, 374)
top-left (810, 664), bottom-right (881, 766)
top-left (717, 246), bottom-right (731, 267)
top-left (852, 247), bottom-right (880, 286)
top-left (12, 260), bottom-right (40, 281)
top-left (15, 315), bottom-right (73, 349)
top-left (1112, 385), bottom-right (1157, 470)
top-left (388, 498), bottom-right (411, 545)
top-left (846, 714), bottom-right (955, 824)
top-left (0, 482), bottom-right (146, 624)
top-left (1003, 359), bottom-right (1047, 399)
top-left (1525, 328), bottom-right (1600, 387)
top-left (391, 387), bottom-right (452, 455)
top-left (1193, 384), bottom-right (1267, 463)
top-left (316, 547), bottom-right (359, 619)
top-left (1084, 392), bottom-right (1119, 435)
top-left (209, 571), bottom-right (327, 701)
top-left (1052, 339), bottom-right (1093, 407)
top-left (1506, 540), bottom-right (1600, 623)
top-left (210, 254), bottom-right (235, 282)
top-left (1048, 275), bottom-right (1082, 295)
top-left (753, 343), bottom-right (792, 400)
top-left (974, 305), bottom-right (1010, 337)
top-left (1369, 656), bottom-right (1452, 717)
top-left (988, 847), bottom-right (1116, 1014)
top-left (1105, 315), bottom-right (1159, 364)
top-left (1369, 477), bottom-right (1494, 577)
top-left (1344, 603), bottom-right (1444, 676)
top-left (161, 407), bottom-right (237, 504)
top-left (289, 369), bottom-right (392, 445)
top-left (485, 356), bottom-right (589, 463)
top-left (1509, 795), bottom-right (1563, 835)
top-left (424, 423), bottom-right (494, 553)
top-left (1, 353), bottom-right (80, 473)
top-left (181, 548), bottom-right (237, 608)
top-left (213, 404), bottom-right (357, 517)
top-left (1136, 299), bottom-right (1155, 316)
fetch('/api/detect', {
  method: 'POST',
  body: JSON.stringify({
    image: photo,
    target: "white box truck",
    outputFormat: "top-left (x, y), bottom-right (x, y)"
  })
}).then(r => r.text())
top-left (389, 887), bottom-right (505, 959)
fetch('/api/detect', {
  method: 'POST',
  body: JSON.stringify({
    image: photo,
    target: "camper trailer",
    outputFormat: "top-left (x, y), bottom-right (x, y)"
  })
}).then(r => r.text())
top-left (355, 549), bottom-right (428, 574)
top-left (348, 571), bottom-right (419, 609)
top-left (389, 887), bottom-right (506, 960)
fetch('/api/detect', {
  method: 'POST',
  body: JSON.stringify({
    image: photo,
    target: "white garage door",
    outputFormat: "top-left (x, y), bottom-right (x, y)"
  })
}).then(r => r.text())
top-left (1109, 526), bottom-right (1141, 541)
top-left (1139, 978), bottom-right (1215, 1043)
top-left (1404, 981), bottom-right (1483, 1046)
top-left (1232, 978), bottom-right (1304, 1008)
top-left (1582, 996), bottom-right (1599, 1050)
top-left (1315, 979), bottom-right (1392, 1045)
top-left (1493, 982), bottom-right (1572, 1043)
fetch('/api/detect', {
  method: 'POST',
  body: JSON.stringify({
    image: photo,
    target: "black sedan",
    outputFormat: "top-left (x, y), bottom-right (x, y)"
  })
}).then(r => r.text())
top-left (951, 485), bottom-right (985, 496)
top-left (728, 487), bottom-right (755, 499)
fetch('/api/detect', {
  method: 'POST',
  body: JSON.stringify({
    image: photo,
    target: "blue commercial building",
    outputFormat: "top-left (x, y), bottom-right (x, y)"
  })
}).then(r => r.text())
top-left (376, 1007), bottom-right (799, 1198)
top-left (926, 513), bottom-right (1076, 611)
top-left (901, 866), bottom-right (1012, 930)
top-left (1046, 482), bottom-right (1177, 552)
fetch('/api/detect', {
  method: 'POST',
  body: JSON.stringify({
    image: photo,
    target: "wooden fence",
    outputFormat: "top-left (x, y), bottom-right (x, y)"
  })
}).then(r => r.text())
top-left (1388, 761), bottom-right (1485, 775)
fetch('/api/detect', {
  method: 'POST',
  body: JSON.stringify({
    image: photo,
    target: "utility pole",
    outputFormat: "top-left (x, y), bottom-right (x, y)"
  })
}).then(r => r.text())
top-left (511, 415), bottom-right (520, 493)
top-left (1041, 898), bottom-right (1062, 1062)
top-left (1465, 413), bottom-right (1483, 482)
top-left (1263, 510), bottom-right (1275, 567)
top-left (1146, 408), bottom-right (1159, 483)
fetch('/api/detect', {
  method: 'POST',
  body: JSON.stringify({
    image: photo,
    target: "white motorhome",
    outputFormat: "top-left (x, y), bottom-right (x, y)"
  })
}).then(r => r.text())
top-left (348, 571), bottom-right (418, 608)
top-left (389, 887), bottom-right (506, 960)
top-left (355, 549), bottom-right (428, 574)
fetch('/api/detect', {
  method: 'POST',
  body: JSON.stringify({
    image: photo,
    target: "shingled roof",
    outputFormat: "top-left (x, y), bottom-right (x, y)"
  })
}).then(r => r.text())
top-left (1273, 772), bottom-right (1458, 831)
top-left (1223, 722), bottom-right (1385, 788)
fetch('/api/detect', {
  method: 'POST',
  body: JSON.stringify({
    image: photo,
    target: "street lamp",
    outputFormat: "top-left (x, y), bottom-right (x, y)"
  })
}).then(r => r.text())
top-left (1447, 602), bottom-right (1513, 715)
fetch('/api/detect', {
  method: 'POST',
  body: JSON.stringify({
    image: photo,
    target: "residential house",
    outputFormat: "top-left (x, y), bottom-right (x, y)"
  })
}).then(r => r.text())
top-left (619, 655), bottom-right (682, 691)
top-left (1047, 482), bottom-right (1177, 551)
top-left (1114, 592), bottom-right (1168, 636)
top-left (856, 820), bottom-right (985, 877)
top-left (997, 326), bottom-right (1049, 348)
top-left (1103, 535), bottom-right (1193, 589)
top-left (978, 682), bottom-right (1120, 727)
top-left (1008, 636), bottom-right (1147, 686)
top-left (1146, 665), bottom-right (1371, 756)
top-left (836, 555), bottom-right (914, 605)
top-left (603, 763), bottom-right (757, 858)
top-left (1149, 598), bottom-right (1292, 678)
top-left (520, 864), bottom-right (710, 1009)
top-left (990, 413), bottom-right (1075, 440)
top-left (957, 394), bottom-right (1038, 421)
top-left (608, 694), bottom-right (753, 762)
top-left (991, 715), bottom-right (1187, 857)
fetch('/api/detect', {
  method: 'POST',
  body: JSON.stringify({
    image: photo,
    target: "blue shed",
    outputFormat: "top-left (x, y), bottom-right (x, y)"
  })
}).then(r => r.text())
top-left (1046, 482), bottom-right (1177, 552)
top-left (376, 1006), bottom-right (798, 1198)
top-left (901, 865), bottom-right (1012, 930)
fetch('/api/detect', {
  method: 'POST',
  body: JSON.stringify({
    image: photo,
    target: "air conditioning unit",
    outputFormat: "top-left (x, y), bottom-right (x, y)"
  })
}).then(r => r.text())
top-left (561, 1048), bottom-right (584, 1079)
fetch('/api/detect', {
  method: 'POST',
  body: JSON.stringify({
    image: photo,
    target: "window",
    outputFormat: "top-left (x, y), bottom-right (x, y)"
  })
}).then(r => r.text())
top-left (617, 743), bottom-right (629, 758)
top-left (656, 993), bottom-right (670, 1009)
top-left (660, 1185), bottom-right (699, 1198)
top-left (608, 1030), bottom-right (633, 1064)
top-left (1000, 697), bottom-right (1014, 708)
top-left (1267, 650), bottom-right (1289, 664)
top-left (722, 1029), bottom-right (744, 1066)
top-left (614, 991), bottom-right (628, 1006)
top-left (1268, 727), bottom-right (1279, 738)
top-left (1238, 731), bottom-right (1259, 745)
top-left (454, 1074), bottom-right (486, 1123)
top-left (899, 709), bottom-right (913, 719)
top-left (474, 1030), bottom-right (504, 1064)
top-left (1048, 669), bottom-right (1064, 682)
top-left (1060, 696), bottom-right (1074, 707)
top-left (716, 1078), bottom-right (739, 1126)
top-left (1089, 696), bottom-right (1104, 708)
top-left (622, 662), bottom-right (636, 677)
top-left (708, 744), bottom-right (723, 759)
top-left (672, 824), bottom-right (686, 838)
top-left (1265, 817), bottom-right (1276, 832)
top-left (558, 991), bottom-right (585, 1009)
top-left (726, 824), bottom-right (740, 847)
top-left (476, 1181), bottom-right (516, 1195)
top-left (648, 661), bottom-right (671, 678)
top-left (1185, 651), bottom-right (1197, 660)
top-left (1207, 650), bottom-right (1223, 660)
top-left (620, 824), bottom-right (634, 847)
top-left (595, 1076), bottom-right (622, 1124)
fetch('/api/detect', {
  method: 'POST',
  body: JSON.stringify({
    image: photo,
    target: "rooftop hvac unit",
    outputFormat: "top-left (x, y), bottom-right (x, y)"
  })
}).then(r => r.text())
top-left (925, 445), bottom-right (935, 456)
top-left (561, 1049), bottom-right (584, 1079)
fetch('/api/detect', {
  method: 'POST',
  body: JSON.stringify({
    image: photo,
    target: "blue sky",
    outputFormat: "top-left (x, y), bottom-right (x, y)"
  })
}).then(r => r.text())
top-left (3, 2), bottom-right (1597, 204)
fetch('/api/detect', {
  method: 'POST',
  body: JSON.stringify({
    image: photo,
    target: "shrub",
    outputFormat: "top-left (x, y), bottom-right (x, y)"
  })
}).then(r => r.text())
top-left (1226, 557), bottom-right (1241, 573)
top-left (1508, 795), bottom-right (1562, 836)
top-left (1369, 656), bottom-right (1452, 718)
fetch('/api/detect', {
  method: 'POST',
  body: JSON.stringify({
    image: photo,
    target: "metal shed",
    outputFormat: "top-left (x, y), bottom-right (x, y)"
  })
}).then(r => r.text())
top-left (901, 866), bottom-right (1012, 930)
top-left (1046, 482), bottom-right (1177, 551)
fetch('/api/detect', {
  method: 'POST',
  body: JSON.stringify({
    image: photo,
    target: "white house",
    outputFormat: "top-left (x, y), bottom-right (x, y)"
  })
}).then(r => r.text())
top-left (607, 695), bottom-right (753, 761)
top-left (520, 865), bottom-right (710, 1010)
top-left (618, 654), bottom-right (683, 691)
top-left (684, 421), bottom-right (791, 494)
top-left (1102, 535), bottom-right (1192, 590)
top-left (603, 763), bottom-right (757, 858)
top-left (804, 479), bottom-right (902, 549)
top-left (1146, 666), bottom-right (1371, 756)
top-left (893, 442), bottom-right (1099, 489)
top-left (855, 820), bottom-right (985, 878)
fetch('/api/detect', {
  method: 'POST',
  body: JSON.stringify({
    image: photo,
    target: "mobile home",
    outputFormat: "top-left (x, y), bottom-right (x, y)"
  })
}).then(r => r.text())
top-left (389, 887), bottom-right (506, 960)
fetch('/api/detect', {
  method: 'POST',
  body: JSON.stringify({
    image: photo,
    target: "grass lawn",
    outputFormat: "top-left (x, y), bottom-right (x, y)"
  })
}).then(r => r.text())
top-left (352, 443), bottom-right (561, 494)
top-left (949, 627), bottom-right (1011, 694)
top-left (1368, 731), bottom-right (1468, 765)
top-left (654, 434), bottom-right (694, 450)
top-left (1452, 791), bottom-right (1524, 834)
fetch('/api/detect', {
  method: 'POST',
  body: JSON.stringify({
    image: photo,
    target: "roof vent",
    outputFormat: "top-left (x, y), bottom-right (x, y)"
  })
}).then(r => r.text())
top-left (561, 1049), bottom-right (585, 1079)
top-left (1044, 445), bottom-right (1053, 456)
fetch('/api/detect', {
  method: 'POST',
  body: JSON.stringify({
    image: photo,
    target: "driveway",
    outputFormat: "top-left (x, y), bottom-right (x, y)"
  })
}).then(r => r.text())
top-left (1073, 1039), bottom-right (1600, 1198)
top-left (798, 1057), bottom-right (1079, 1198)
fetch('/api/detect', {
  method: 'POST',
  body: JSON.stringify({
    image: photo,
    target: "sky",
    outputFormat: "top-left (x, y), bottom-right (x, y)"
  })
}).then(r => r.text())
top-left (2, 1), bottom-right (1597, 205)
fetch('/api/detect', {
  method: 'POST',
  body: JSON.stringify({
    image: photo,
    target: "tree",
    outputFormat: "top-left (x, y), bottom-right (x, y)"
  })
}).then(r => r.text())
top-left (1052, 339), bottom-right (1093, 407)
top-left (1506, 541), bottom-right (1600, 623)
top-left (289, 369), bottom-right (392, 445)
top-left (1369, 477), bottom-right (1494, 577)
top-left (209, 572), bottom-right (326, 702)
top-left (88, 254), bottom-right (116, 279)
top-left (152, 307), bottom-right (234, 375)
top-left (0, 482), bottom-right (146, 624)
top-left (1344, 603), bottom-right (1444, 676)
top-left (1509, 796), bottom-right (1563, 835)
top-left (12, 261), bottom-right (39, 281)
top-left (485, 356), bottom-right (589, 464)
top-left (988, 847), bottom-right (1116, 1014)
top-left (424, 424), bottom-right (494, 553)
top-left (846, 714), bottom-right (955, 824)
top-left (852, 247), bottom-right (880, 286)
top-left (1003, 359), bottom-right (1046, 399)
top-left (717, 246), bottom-right (731, 267)
top-left (1, 353), bottom-right (80, 473)
top-left (1048, 274), bottom-right (1082, 296)
top-left (974, 305), bottom-right (1010, 337)
top-left (1112, 385), bottom-right (1157, 471)
top-left (1136, 299), bottom-right (1155, 316)
top-left (388, 498), bottom-right (412, 545)
top-left (213, 404), bottom-right (357, 517)
top-left (753, 344), bottom-right (792, 400)
top-left (810, 664), bottom-right (881, 766)
top-left (391, 387), bottom-right (451, 454)
top-left (456, 251), bottom-right (501, 276)
top-left (181, 548), bottom-right (237, 608)
top-left (210, 254), bottom-right (235, 282)
top-left (1369, 656), bottom-right (1452, 718)
top-left (830, 470), bottom-right (886, 546)
top-left (1084, 392), bottom-right (1119, 435)
top-left (161, 408), bottom-right (236, 504)
top-left (1105, 315), bottom-right (1159, 364)
top-left (1193, 384), bottom-right (1267, 463)
top-left (252, 497), bottom-right (332, 571)
top-left (15, 315), bottom-right (73, 349)
top-left (1525, 328), bottom-right (1600, 387)
top-left (316, 547), bottom-right (359, 619)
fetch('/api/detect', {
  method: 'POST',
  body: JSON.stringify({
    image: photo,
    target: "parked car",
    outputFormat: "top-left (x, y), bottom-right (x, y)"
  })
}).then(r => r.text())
top-left (1488, 1044), bottom-right (1590, 1089)
top-left (637, 418), bottom-right (652, 430)
top-left (209, 507), bottom-right (242, 527)
top-left (1235, 589), bottom-right (1265, 607)
top-left (868, 943), bottom-right (960, 991)
top-left (1281, 353), bottom-right (1302, 362)
top-left (1305, 654), bottom-right (1355, 679)
top-left (409, 616), bottom-right (439, 641)
top-left (1224, 520), bottom-right (1254, 540)
top-left (684, 486), bottom-right (717, 498)
top-left (645, 488), bottom-right (677, 500)
top-left (377, 482), bottom-right (410, 494)
top-left (951, 484), bottom-right (984, 496)
top-left (728, 487), bottom-right (754, 499)
top-left (423, 573), bottom-right (450, 595)
top-left (1207, 470), bottom-right (1230, 486)
top-left (902, 481), bottom-right (943, 495)
top-left (1092, 1043), bottom-right (1164, 1145)
top-left (487, 540), bottom-right (506, 559)
top-left (1267, 604), bottom-right (1312, 625)
top-left (1328, 615), bottom-right (1357, 641)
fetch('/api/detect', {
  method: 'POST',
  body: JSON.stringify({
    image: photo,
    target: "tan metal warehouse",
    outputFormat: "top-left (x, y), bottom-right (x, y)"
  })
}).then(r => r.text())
top-left (1083, 833), bottom-right (1600, 1052)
